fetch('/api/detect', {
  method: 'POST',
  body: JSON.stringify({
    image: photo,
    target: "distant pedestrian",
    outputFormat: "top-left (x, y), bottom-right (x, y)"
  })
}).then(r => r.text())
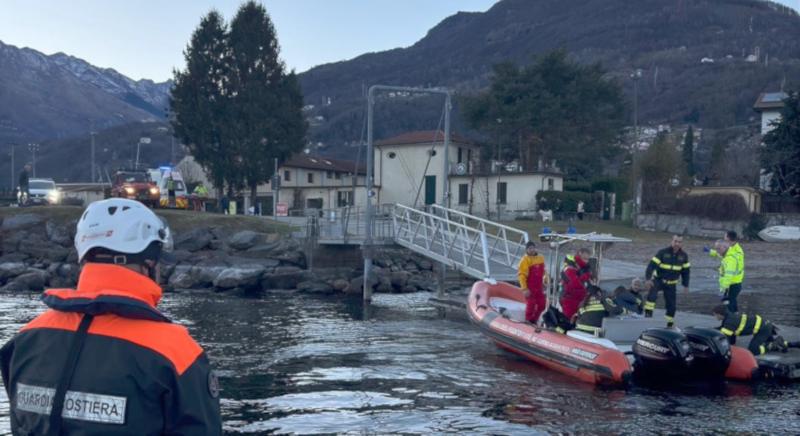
top-left (577, 201), bottom-right (585, 221)
top-left (17, 163), bottom-right (31, 206)
top-left (220, 195), bottom-right (230, 215)
top-left (192, 182), bottom-right (209, 211)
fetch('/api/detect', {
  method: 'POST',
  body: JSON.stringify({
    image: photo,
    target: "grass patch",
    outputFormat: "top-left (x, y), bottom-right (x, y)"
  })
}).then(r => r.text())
top-left (0, 206), bottom-right (292, 235)
top-left (501, 219), bottom-right (675, 243)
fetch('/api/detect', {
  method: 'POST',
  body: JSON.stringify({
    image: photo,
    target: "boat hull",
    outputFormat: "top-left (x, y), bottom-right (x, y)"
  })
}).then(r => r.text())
top-left (467, 280), bottom-right (633, 386)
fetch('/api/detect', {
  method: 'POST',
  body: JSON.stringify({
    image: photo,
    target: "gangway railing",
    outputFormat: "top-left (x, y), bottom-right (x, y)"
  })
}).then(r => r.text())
top-left (428, 204), bottom-right (530, 270)
top-left (392, 204), bottom-right (524, 281)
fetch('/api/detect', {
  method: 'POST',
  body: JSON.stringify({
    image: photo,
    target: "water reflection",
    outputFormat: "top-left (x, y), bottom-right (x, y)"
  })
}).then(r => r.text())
top-left (0, 290), bottom-right (797, 435)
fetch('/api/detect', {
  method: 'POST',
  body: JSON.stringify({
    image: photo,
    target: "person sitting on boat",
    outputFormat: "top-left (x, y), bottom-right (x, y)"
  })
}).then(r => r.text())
top-left (517, 241), bottom-right (547, 324)
top-left (613, 278), bottom-right (647, 315)
top-left (712, 305), bottom-right (792, 355)
top-left (560, 247), bottom-right (594, 319)
top-left (574, 285), bottom-right (623, 337)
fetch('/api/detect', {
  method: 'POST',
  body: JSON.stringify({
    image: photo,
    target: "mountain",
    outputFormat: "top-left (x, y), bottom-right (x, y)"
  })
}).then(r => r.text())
top-left (298, 0), bottom-right (800, 155)
top-left (0, 40), bottom-right (170, 147)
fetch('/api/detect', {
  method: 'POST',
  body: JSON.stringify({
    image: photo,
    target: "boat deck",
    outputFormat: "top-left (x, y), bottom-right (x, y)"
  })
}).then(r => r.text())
top-left (439, 288), bottom-right (800, 381)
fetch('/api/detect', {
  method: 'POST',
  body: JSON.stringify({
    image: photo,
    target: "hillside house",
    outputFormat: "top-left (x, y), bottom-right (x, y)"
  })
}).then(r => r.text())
top-left (753, 91), bottom-right (787, 135)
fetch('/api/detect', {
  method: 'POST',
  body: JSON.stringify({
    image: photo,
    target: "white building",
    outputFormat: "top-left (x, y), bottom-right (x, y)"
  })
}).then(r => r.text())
top-left (179, 129), bottom-right (563, 217)
top-left (753, 91), bottom-right (787, 135)
top-left (374, 130), bottom-right (480, 207)
top-left (374, 130), bottom-right (563, 217)
top-left (176, 154), bottom-right (366, 214)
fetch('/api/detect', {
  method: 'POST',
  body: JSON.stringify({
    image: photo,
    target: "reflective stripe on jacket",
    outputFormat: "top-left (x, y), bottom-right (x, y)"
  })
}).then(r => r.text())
top-left (719, 312), bottom-right (764, 338)
top-left (0, 264), bottom-right (222, 435)
top-left (712, 243), bottom-right (744, 288)
top-left (575, 295), bottom-right (622, 334)
top-left (645, 246), bottom-right (690, 287)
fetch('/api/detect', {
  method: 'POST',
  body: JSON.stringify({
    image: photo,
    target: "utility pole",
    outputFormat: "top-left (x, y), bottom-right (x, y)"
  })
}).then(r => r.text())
top-left (364, 85), bottom-right (452, 303)
top-left (28, 143), bottom-right (39, 177)
top-left (273, 157), bottom-right (279, 217)
top-left (9, 144), bottom-right (14, 190)
top-left (630, 69), bottom-right (642, 216)
top-left (90, 121), bottom-right (96, 183)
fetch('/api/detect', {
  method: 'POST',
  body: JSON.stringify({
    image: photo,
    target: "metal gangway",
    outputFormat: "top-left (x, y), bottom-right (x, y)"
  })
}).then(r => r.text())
top-left (391, 203), bottom-right (530, 282)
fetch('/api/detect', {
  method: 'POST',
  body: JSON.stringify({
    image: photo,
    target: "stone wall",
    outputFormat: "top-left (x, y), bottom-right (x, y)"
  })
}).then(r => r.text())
top-left (636, 213), bottom-right (800, 239)
top-left (0, 212), bottom-right (454, 297)
top-left (635, 213), bottom-right (744, 239)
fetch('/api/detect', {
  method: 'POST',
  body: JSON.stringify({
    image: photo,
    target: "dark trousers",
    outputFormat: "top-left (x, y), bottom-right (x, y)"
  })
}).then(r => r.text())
top-left (748, 324), bottom-right (775, 356)
top-left (723, 283), bottom-right (742, 313)
top-left (646, 281), bottom-right (677, 319)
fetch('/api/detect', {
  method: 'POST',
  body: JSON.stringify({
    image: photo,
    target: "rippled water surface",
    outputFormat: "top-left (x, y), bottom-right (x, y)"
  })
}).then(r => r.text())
top-left (0, 290), bottom-right (799, 435)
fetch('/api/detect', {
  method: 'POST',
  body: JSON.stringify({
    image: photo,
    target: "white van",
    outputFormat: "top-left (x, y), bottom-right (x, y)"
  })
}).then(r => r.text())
top-left (147, 167), bottom-right (189, 208)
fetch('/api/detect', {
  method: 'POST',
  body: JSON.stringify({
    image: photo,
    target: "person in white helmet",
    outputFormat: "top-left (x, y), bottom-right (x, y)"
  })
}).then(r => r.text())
top-left (0, 199), bottom-right (221, 435)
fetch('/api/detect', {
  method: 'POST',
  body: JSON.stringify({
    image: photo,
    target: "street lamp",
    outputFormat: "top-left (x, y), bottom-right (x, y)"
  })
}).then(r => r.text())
top-left (135, 137), bottom-right (151, 170)
top-left (630, 69), bottom-right (642, 216)
top-left (28, 143), bottom-right (39, 177)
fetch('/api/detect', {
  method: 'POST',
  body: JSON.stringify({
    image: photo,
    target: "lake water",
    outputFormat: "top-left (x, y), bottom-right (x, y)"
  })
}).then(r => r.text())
top-left (0, 290), bottom-right (798, 435)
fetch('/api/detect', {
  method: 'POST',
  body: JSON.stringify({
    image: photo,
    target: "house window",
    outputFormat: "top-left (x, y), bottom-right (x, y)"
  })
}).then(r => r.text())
top-left (307, 172), bottom-right (314, 183)
top-left (284, 170), bottom-right (291, 182)
top-left (458, 184), bottom-right (468, 205)
top-left (548, 178), bottom-right (554, 190)
top-left (337, 191), bottom-right (353, 207)
top-left (467, 149), bottom-right (472, 165)
top-left (457, 147), bottom-right (463, 164)
top-left (326, 171), bottom-right (333, 179)
top-left (497, 182), bottom-right (507, 204)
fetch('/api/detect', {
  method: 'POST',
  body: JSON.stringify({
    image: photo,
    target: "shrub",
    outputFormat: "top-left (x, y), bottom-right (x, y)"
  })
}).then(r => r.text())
top-left (673, 194), bottom-right (750, 220)
top-left (743, 213), bottom-right (767, 241)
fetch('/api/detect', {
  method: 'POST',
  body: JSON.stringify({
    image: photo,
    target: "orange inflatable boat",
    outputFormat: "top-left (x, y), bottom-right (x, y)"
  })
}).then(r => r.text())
top-left (467, 280), bottom-right (759, 386)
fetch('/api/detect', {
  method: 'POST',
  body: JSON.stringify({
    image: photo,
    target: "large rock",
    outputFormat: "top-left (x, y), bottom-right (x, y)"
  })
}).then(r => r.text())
top-left (174, 228), bottom-right (213, 252)
top-left (0, 262), bottom-right (28, 282)
top-left (45, 221), bottom-right (73, 246)
top-left (1, 213), bottom-right (44, 231)
top-left (376, 277), bottom-right (394, 293)
top-left (418, 259), bottom-right (434, 271)
top-left (332, 278), bottom-right (350, 292)
top-left (0, 253), bottom-right (30, 263)
top-left (213, 267), bottom-right (264, 290)
top-left (3, 269), bottom-right (48, 291)
top-left (390, 271), bottom-right (410, 289)
top-left (19, 241), bottom-right (69, 262)
top-left (228, 230), bottom-right (260, 251)
top-left (296, 280), bottom-right (335, 295)
top-left (261, 270), bottom-right (311, 290)
top-left (168, 266), bottom-right (203, 289)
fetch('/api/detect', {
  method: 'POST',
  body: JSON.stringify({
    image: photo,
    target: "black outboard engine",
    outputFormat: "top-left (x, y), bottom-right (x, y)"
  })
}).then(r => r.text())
top-left (683, 327), bottom-right (732, 379)
top-left (632, 328), bottom-right (694, 381)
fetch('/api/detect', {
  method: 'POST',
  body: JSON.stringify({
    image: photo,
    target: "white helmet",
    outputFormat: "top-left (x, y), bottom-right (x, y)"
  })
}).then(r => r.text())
top-left (75, 198), bottom-right (173, 263)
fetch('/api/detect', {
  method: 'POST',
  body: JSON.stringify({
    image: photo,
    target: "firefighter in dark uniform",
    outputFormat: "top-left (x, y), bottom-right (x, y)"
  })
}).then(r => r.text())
top-left (645, 235), bottom-right (690, 327)
top-left (574, 285), bottom-right (623, 337)
top-left (0, 199), bottom-right (222, 435)
top-left (712, 305), bottom-right (791, 356)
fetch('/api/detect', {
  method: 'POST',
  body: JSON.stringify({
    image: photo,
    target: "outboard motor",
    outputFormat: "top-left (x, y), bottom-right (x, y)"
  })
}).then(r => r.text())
top-left (683, 327), bottom-right (732, 379)
top-left (632, 328), bottom-right (694, 381)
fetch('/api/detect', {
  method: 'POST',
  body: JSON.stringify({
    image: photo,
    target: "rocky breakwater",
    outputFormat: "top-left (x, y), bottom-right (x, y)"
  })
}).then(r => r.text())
top-left (0, 212), bottom-right (458, 296)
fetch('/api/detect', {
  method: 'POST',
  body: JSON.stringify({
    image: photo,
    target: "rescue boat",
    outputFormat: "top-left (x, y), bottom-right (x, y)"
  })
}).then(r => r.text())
top-left (468, 280), bottom-right (759, 386)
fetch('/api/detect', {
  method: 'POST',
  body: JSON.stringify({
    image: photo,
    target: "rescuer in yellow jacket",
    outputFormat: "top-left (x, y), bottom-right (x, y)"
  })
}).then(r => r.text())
top-left (705, 231), bottom-right (744, 312)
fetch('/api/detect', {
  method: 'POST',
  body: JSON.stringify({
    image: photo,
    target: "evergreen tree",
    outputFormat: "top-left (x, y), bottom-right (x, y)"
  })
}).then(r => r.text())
top-left (682, 125), bottom-right (695, 177)
top-left (462, 51), bottom-right (625, 180)
top-left (639, 132), bottom-right (680, 211)
top-left (170, 11), bottom-right (231, 197)
top-left (761, 91), bottom-right (800, 196)
top-left (228, 1), bottom-right (307, 208)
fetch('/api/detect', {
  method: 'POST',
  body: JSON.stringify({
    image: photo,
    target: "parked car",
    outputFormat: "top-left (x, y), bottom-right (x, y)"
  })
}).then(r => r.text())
top-left (18, 178), bottom-right (60, 205)
top-left (108, 170), bottom-right (160, 207)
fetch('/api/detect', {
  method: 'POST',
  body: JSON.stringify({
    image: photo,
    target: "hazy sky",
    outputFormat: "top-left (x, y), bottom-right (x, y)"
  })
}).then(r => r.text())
top-left (1, 0), bottom-right (797, 82)
top-left (0, 0), bottom-right (498, 82)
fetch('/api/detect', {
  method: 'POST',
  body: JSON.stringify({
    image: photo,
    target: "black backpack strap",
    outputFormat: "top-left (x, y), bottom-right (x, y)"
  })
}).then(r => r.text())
top-left (47, 313), bottom-right (94, 435)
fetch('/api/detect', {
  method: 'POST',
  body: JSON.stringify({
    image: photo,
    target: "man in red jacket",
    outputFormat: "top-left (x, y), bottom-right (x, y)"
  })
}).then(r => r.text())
top-left (0, 199), bottom-right (221, 435)
top-left (517, 241), bottom-right (548, 324)
top-left (560, 247), bottom-right (594, 319)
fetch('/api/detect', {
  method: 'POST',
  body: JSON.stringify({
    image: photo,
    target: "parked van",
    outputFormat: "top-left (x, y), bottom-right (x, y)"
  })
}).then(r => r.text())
top-left (147, 167), bottom-right (189, 209)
